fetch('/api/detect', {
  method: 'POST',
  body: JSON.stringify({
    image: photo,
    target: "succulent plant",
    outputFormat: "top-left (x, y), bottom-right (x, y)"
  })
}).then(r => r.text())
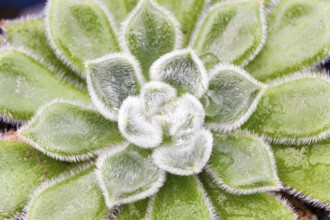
top-left (1, 0), bottom-right (330, 219)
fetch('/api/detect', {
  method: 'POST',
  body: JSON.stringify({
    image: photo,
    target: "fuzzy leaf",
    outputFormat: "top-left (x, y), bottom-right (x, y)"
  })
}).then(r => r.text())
top-left (0, 48), bottom-right (89, 121)
top-left (122, 0), bottom-right (181, 78)
top-left (0, 141), bottom-right (74, 219)
top-left (152, 129), bottom-right (213, 175)
top-left (118, 97), bottom-right (163, 148)
top-left (46, 0), bottom-right (120, 73)
top-left (246, 0), bottom-right (330, 81)
top-left (200, 173), bottom-right (296, 219)
top-left (116, 199), bottom-right (149, 220)
top-left (273, 140), bottom-right (330, 206)
top-left (244, 75), bottom-right (330, 144)
top-left (25, 166), bottom-right (109, 220)
top-left (86, 54), bottom-right (144, 121)
top-left (96, 146), bottom-right (165, 208)
top-left (100, 0), bottom-right (138, 25)
top-left (140, 81), bottom-right (177, 115)
top-left (161, 94), bottom-right (205, 137)
top-left (2, 17), bottom-right (86, 89)
top-left (193, 0), bottom-right (265, 69)
top-left (150, 49), bottom-right (208, 98)
top-left (207, 133), bottom-right (281, 194)
top-left (155, 0), bottom-right (206, 46)
top-left (203, 64), bottom-right (265, 132)
top-left (147, 175), bottom-right (214, 220)
top-left (19, 101), bottom-right (126, 161)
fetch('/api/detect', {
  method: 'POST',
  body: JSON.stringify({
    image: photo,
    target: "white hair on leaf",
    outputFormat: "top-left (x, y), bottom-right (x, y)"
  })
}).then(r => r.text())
top-left (140, 81), bottom-right (177, 116)
top-left (152, 128), bottom-right (213, 176)
top-left (150, 48), bottom-right (208, 98)
top-left (85, 53), bottom-right (144, 121)
top-left (118, 96), bottom-right (163, 148)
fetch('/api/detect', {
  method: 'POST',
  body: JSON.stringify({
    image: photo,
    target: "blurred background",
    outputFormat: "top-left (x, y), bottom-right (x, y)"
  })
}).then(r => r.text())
top-left (0, 0), bottom-right (46, 19)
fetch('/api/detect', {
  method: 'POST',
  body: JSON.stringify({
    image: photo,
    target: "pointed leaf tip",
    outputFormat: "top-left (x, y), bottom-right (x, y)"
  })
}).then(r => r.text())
top-left (19, 101), bottom-right (126, 161)
top-left (204, 64), bottom-right (265, 132)
top-left (96, 146), bottom-right (165, 208)
top-left (150, 49), bottom-right (208, 98)
top-left (193, 0), bottom-right (266, 69)
top-left (122, 0), bottom-right (182, 78)
top-left (46, 0), bottom-right (120, 74)
top-left (207, 132), bottom-right (281, 194)
top-left (86, 54), bottom-right (144, 121)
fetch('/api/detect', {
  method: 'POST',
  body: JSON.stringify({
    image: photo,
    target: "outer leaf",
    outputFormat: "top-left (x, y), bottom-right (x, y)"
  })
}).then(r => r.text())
top-left (118, 97), bottom-right (163, 148)
top-left (96, 146), bottom-right (165, 209)
top-left (150, 49), bottom-right (208, 98)
top-left (273, 140), bottom-right (330, 206)
top-left (161, 94), bottom-right (205, 137)
top-left (0, 141), bottom-right (74, 219)
top-left (207, 132), bottom-right (281, 194)
top-left (147, 174), bottom-right (214, 220)
top-left (25, 166), bottom-right (109, 220)
top-left (2, 17), bottom-right (86, 89)
top-left (203, 64), bottom-right (266, 132)
top-left (19, 101), bottom-right (126, 161)
top-left (192, 0), bottom-right (266, 69)
top-left (116, 199), bottom-right (149, 220)
top-left (46, 0), bottom-right (120, 74)
top-left (100, 0), bottom-right (139, 25)
top-left (155, 0), bottom-right (206, 46)
top-left (200, 173), bottom-right (296, 220)
top-left (152, 129), bottom-right (213, 175)
top-left (140, 81), bottom-right (177, 115)
top-left (86, 54), bottom-right (144, 121)
top-left (244, 74), bottom-right (330, 144)
top-left (246, 0), bottom-right (330, 81)
top-left (121, 0), bottom-right (182, 78)
top-left (0, 48), bottom-right (89, 121)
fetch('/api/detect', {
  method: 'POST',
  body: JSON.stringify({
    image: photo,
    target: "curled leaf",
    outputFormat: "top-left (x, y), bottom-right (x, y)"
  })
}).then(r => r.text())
top-left (118, 97), bottom-right (163, 148)
top-left (152, 129), bottom-right (213, 176)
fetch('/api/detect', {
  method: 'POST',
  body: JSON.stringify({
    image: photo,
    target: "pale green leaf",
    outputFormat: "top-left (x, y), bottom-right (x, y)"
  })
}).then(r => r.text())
top-left (244, 74), bottom-right (330, 144)
top-left (96, 146), bottom-right (165, 208)
top-left (147, 175), bottom-right (214, 220)
top-left (118, 97), bottom-right (163, 148)
top-left (19, 101), bottom-right (126, 161)
top-left (86, 54), bottom-right (144, 121)
top-left (100, 0), bottom-right (139, 25)
top-left (122, 0), bottom-right (181, 78)
top-left (193, 0), bottom-right (265, 69)
top-left (203, 64), bottom-right (266, 132)
top-left (152, 129), bottom-right (213, 175)
top-left (116, 199), bottom-right (149, 220)
top-left (140, 81), bottom-right (177, 115)
top-left (161, 94), bottom-right (205, 137)
top-left (150, 49), bottom-right (208, 97)
top-left (273, 140), bottom-right (330, 206)
top-left (2, 17), bottom-right (86, 89)
top-left (200, 173), bottom-right (296, 220)
top-left (207, 132), bottom-right (281, 194)
top-left (25, 166), bottom-right (109, 220)
top-left (0, 141), bottom-right (75, 219)
top-left (46, 0), bottom-right (120, 74)
top-left (155, 0), bottom-right (206, 46)
top-left (246, 0), bottom-right (330, 81)
top-left (0, 48), bottom-right (89, 121)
